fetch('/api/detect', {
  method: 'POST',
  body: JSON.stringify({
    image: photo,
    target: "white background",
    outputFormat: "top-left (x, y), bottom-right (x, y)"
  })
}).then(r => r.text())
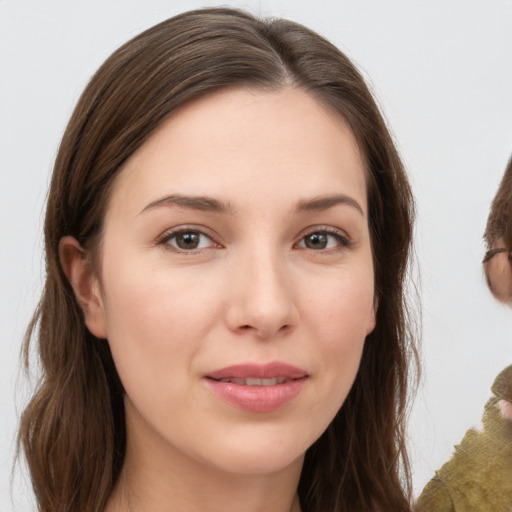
top-left (1, 1), bottom-right (512, 510)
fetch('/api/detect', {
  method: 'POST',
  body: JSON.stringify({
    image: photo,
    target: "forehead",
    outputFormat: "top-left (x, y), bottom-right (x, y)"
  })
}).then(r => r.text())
top-left (109, 87), bottom-right (368, 218)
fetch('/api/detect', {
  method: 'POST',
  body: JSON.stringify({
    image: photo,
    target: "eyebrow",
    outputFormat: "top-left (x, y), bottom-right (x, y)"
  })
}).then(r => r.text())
top-left (140, 194), bottom-right (236, 215)
top-left (139, 193), bottom-right (364, 217)
top-left (296, 194), bottom-right (364, 216)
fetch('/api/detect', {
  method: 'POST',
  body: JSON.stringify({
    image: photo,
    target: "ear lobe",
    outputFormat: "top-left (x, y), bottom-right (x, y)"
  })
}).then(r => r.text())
top-left (59, 236), bottom-right (108, 339)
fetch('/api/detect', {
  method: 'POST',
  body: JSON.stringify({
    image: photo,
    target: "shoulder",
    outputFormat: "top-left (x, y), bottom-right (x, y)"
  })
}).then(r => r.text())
top-left (415, 475), bottom-right (454, 512)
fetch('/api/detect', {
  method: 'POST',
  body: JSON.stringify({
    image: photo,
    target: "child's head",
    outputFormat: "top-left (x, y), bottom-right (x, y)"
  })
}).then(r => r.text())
top-left (483, 156), bottom-right (512, 303)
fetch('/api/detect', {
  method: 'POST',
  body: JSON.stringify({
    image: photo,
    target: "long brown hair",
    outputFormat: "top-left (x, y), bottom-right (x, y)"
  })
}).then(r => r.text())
top-left (19, 8), bottom-right (418, 512)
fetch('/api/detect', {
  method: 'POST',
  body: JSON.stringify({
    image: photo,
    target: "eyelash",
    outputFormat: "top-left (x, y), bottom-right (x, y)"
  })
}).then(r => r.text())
top-left (155, 227), bottom-right (221, 254)
top-left (154, 226), bottom-right (352, 254)
top-left (295, 227), bottom-right (353, 252)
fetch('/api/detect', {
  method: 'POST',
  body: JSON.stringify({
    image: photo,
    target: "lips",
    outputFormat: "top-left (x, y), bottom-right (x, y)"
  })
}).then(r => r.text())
top-left (204, 363), bottom-right (308, 412)
top-left (206, 362), bottom-right (308, 381)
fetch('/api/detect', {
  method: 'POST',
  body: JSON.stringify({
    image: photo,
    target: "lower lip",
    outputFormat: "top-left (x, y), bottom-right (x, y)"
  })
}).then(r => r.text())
top-left (205, 378), bottom-right (307, 413)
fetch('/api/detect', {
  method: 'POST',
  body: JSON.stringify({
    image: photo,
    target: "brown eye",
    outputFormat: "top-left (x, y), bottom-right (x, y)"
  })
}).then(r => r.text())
top-left (175, 232), bottom-right (200, 249)
top-left (304, 233), bottom-right (328, 249)
top-left (298, 230), bottom-right (349, 251)
top-left (163, 230), bottom-right (217, 252)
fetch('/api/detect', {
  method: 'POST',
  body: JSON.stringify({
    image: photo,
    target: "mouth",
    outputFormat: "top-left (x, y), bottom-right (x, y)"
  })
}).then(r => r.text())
top-left (205, 362), bottom-right (308, 383)
top-left (204, 362), bottom-right (309, 412)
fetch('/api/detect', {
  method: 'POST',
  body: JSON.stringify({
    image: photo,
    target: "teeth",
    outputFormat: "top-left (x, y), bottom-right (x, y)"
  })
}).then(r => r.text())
top-left (218, 377), bottom-right (288, 386)
top-left (247, 377), bottom-right (264, 386)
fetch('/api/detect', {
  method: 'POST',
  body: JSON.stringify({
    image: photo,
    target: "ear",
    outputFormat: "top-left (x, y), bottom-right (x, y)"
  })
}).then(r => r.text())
top-left (59, 236), bottom-right (108, 339)
top-left (366, 295), bottom-right (378, 336)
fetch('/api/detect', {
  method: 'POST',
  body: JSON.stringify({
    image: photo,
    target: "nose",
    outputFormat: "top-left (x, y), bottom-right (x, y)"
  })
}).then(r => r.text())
top-left (225, 250), bottom-right (298, 340)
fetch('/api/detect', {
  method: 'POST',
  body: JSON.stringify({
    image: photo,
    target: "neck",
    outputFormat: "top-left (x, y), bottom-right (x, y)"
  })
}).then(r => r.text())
top-left (107, 454), bottom-right (303, 512)
top-left (105, 410), bottom-right (303, 512)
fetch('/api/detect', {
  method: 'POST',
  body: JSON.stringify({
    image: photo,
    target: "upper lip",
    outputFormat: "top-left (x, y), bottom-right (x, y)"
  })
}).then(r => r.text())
top-left (205, 362), bottom-right (308, 381)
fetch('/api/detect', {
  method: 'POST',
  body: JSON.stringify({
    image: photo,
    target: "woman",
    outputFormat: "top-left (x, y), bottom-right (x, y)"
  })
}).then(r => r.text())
top-left (416, 156), bottom-right (512, 511)
top-left (18, 8), bottom-right (418, 512)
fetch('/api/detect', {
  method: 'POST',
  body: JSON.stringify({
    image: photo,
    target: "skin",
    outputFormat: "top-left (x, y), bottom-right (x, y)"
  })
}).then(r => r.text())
top-left (61, 87), bottom-right (376, 512)
top-left (485, 238), bottom-right (512, 303)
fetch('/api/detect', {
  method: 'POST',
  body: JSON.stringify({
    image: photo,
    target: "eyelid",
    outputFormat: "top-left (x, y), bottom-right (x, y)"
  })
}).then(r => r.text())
top-left (153, 224), bottom-right (352, 253)
top-left (154, 225), bottom-right (223, 253)
top-left (295, 225), bottom-right (353, 250)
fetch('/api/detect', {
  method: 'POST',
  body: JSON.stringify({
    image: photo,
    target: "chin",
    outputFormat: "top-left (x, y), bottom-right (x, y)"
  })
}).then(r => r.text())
top-left (208, 448), bottom-right (304, 476)
top-left (193, 428), bottom-right (309, 476)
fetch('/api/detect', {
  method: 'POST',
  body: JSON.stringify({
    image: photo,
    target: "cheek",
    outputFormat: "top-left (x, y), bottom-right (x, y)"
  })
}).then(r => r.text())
top-left (292, 266), bottom-right (374, 439)
top-left (299, 265), bottom-right (374, 384)
top-left (99, 258), bottom-right (223, 392)
top-left (302, 265), bottom-right (375, 342)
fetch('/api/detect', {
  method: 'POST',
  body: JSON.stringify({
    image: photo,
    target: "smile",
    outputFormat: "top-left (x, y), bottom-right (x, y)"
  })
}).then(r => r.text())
top-left (204, 362), bottom-right (309, 412)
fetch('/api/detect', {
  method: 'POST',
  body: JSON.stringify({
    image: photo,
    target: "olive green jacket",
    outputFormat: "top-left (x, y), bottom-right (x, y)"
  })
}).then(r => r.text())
top-left (416, 366), bottom-right (512, 512)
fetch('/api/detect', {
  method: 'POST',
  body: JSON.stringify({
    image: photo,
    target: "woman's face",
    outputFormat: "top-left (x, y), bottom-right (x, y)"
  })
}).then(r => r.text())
top-left (91, 87), bottom-right (376, 476)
